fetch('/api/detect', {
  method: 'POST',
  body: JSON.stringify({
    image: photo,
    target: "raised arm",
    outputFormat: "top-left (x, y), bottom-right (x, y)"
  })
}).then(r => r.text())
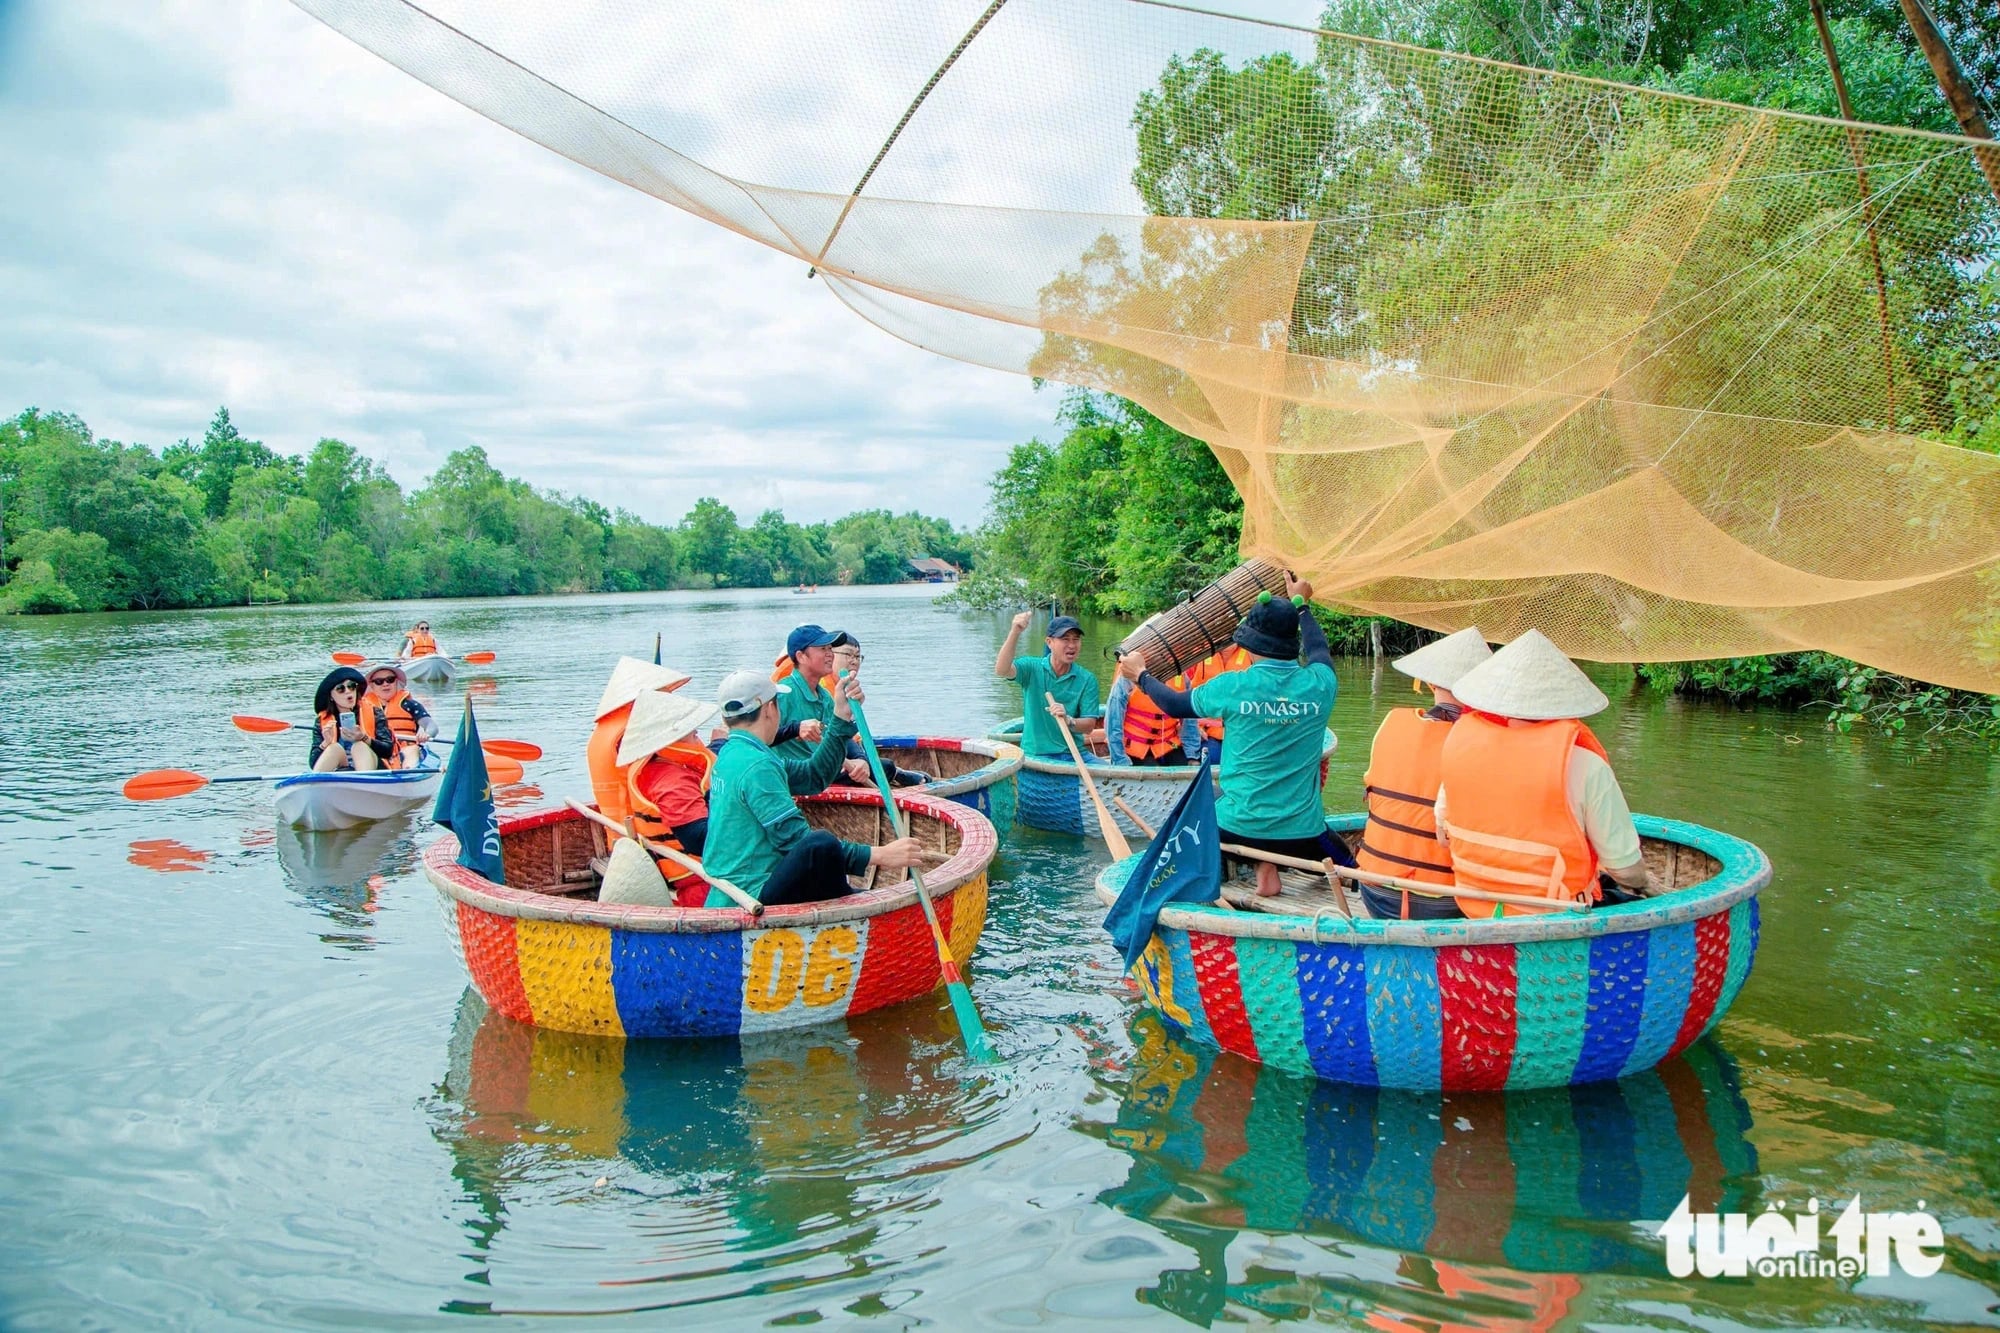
top-left (995, 611), bottom-right (1030, 678)
top-left (1286, 572), bottom-right (1333, 669)
top-left (1118, 649), bottom-right (1197, 719)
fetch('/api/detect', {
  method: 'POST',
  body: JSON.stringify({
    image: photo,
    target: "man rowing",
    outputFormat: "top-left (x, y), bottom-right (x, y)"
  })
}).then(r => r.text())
top-left (995, 611), bottom-right (1102, 759)
top-left (773, 624), bottom-right (871, 789)
top-left (1435, 629), bottom-right (1652, 916)
top-left (1353, 627), bottom-right (1491, 920)
top-left (1117, 573), bottom-right (1351, 897)
top-left (703, 669), bottom-right (925, 908)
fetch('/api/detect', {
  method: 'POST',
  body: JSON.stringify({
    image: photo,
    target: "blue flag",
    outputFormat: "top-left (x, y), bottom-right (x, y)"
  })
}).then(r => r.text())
top-left (433, 699), bottom-right (505, 883)
top-left (1103, 750), bottom-right (1220, 970)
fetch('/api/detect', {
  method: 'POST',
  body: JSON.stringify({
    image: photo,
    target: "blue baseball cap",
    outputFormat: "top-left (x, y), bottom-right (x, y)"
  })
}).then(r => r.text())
top-left (1047, 615), bottom-right (1083, 638)
top-left (786, 624), bottom-right (845, 657)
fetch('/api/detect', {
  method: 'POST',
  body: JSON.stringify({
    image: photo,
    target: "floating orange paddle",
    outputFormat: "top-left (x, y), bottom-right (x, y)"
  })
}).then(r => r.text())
top-left (124, 754), bottom-right (524, 801)
top-left (330, 650), bottom-right (496, 666)
top-left (229, 714), bottom-right (542, 760)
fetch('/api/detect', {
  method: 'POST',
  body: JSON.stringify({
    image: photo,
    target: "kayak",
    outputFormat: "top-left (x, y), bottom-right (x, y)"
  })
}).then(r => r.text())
top-left (1094, 813), bottom-right (1767, 1091)
top-left (992, 717), bottom-right (1337, 844)
top-left (272, 748), bottom-right (442, 832)
top-left (423, 786), bottom-right (998, 1039)
top-left (867, 734), bottom-right (1023, 832)
top-left (402, 653), bottom-right (455, 683)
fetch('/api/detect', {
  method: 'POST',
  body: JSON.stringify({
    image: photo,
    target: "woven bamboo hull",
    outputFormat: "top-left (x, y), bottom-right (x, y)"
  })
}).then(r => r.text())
top-left (424, 788), bottom-right (997, 1039)
top-left (403, 653), bottom-right (455, 683)
top-left (869, 735), bottom-right (1022, 833)
top-left (1094, 814), bottom-right (1767, 1091)
top-left (271, 750), bottom-right (441, 831)
top-left (1100, 1009), bottom-right (1757, 1270)
top-left (1009, 726), bottom-right (1337, 843)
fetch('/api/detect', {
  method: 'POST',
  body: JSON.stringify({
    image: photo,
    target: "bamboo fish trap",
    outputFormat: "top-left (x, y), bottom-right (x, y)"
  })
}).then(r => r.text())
top-left (1114, 559), bottom-right (1286, 680)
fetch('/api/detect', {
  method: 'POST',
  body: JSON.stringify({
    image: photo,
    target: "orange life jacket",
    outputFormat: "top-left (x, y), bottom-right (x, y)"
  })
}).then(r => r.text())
top-left (588, 703), bottom-right (634, 832)
top-left (626, 741), bottom-right (716, 892)
top-left (1356, 708), bottom-right (1457, 896)
top-left (316, 702), bottom-right (388, 765)
top-left (1437, 712), bottom-right (1610, 918)
top-left (1184, 646), bottom-right (1253, 740)
top-left (1122, 681), bottom-right (1184, 761)
top-left (373, 689), bottom-right (427, 770)
top-left (406, 629), bottom-right (437, 657)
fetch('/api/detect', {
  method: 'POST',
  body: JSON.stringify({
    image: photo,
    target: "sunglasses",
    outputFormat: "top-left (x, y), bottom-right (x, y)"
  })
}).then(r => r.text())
top-left (333, 682), bottom-right (360, 693)
top-left (369, 676), bottom-right (398, 685)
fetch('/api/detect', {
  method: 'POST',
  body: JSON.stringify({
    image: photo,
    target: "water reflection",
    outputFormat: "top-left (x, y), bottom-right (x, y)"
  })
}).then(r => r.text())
top-left (273, 815), bottom-right (424, 945)
top-left (126, 838), bottom-right (213, 873)
top-left (432, 990), bottom-right (1009, 1312)
top-left (1092, 1013), bottom-right (1759, 1327)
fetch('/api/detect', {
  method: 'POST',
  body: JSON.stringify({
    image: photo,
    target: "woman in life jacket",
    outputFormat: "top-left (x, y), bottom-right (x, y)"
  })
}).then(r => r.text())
top-left (364, 662), bottom-right (435, 770)
top-left (310, 667), bottom-right (396, 773)
top-left (399, 621), bottom-right (439, 660)
top-left (598, 689), bottom-right (724, 908)
top-left (1354, 626), bottom-right (1491, 920)
top-left (587, 656), bottom-right (695, 836)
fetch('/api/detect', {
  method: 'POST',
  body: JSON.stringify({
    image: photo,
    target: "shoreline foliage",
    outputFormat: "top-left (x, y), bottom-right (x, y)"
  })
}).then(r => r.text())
top-left (0, 407), bottom-right (971, 614)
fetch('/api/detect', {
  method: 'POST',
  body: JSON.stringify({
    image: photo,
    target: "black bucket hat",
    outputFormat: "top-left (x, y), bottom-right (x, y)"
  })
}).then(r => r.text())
top-left (1232, 592), bottom-right (1302, 660)
top-left (314, 666), bottom-right (369, 716)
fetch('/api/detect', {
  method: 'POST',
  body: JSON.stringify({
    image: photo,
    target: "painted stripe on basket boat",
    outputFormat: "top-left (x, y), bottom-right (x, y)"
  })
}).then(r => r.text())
top-left (1295, 941), bottom-right (1372, 1084)
top-left (1163, 927), bottom-right (1212, 1046)
top-left (517, 919), bottom-right (623, 1037)
top-left (1625, 922), bottom-right (1697, 1077)
top-left (1719, 897), bottom-right (1759, 1018)
top-left (1188, 932), bottom-right (1258, 1061)
top-left (1438, 944), bottom-right (1517, 1091)
top-left (1506, 937), bottom-right (1591, 1089)
top-left (1574, 932), bottom-right (1648, 1083)
top-left (946, 876), bottom-right (987, 966)
top-left (612, 930), bottom-right (742, 1038)
top-left (459, 903), bottom-right (532, 1023)
top-left (1667, 912), bottom-right (1734, 1061)
top-left (1365, 948), bottom-right (1440, 1089)
top-left (1237, 936), bottom-right (1311, 1078)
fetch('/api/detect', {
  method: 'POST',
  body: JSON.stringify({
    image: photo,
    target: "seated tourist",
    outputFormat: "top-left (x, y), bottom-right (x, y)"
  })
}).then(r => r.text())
top-left (309, 667), bottom-right (395, 773)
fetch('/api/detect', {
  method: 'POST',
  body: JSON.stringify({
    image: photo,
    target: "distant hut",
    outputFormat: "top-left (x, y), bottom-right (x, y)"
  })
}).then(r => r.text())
top-left (906, 556), bottom-right (960, 584)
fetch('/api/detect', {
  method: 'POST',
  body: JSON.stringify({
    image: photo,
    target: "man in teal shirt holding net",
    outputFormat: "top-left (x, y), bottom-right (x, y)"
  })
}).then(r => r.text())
top-left (994, 612), bottom-right (1102, 758)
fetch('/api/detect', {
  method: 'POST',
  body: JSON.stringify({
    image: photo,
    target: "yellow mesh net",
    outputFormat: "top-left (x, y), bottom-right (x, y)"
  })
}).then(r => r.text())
top-left (294, 0), bottom-right (2000, 688)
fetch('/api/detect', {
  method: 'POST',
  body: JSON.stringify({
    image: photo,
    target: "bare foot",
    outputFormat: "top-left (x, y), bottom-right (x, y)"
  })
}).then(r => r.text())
top-left (1256, 862), bottom-right (1282, 897)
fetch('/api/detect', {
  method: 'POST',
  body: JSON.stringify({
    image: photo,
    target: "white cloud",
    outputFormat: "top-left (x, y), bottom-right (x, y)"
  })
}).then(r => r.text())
top-left (0, 0), bottom-right (1324, 526)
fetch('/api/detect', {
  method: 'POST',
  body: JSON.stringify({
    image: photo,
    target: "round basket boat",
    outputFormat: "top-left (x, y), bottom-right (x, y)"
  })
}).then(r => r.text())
top-left (868, 735), bottom-right (1022, 833)
top-left (1093, 814), bottom-right (1768, 1091)
top-left (990, 718), bottom-right (1337, 844)
top-left (424, 788), bottom-right (998, 1040)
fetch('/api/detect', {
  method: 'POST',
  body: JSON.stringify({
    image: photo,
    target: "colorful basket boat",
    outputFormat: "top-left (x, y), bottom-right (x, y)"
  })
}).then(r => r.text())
top-left (1098, 1010), bottom-right (1757, 1273)
top-left (868, 734), bottom-right (1021, 833)
top-left (1093, 814), bottom-right (1767, 1091)
top-left (990, 717), bottom-right (1336, 844)
top-left (424, 788), bottom-right (997, 1039)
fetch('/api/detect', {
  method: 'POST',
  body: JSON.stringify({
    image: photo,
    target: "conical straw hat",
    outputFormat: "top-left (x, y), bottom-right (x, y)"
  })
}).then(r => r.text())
top-left (1391, 627), bottom-right (1491, 688)
top-left (618, 689), bottom-right (722, 765)
top-left (596, 837), bottom-right (676, 908)
top-left (595, 657), bottom-right (692, 719)
top-left (1451, 629), bottom-right (1609, 720)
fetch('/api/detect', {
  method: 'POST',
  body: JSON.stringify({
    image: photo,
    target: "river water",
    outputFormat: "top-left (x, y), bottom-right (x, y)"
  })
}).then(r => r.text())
top-left (1, 584), bottom-right (1996, 1329)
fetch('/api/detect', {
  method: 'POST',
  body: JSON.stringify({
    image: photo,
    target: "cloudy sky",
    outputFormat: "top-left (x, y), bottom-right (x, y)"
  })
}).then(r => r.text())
top-left (0, 0), bottom-right (1318, 527)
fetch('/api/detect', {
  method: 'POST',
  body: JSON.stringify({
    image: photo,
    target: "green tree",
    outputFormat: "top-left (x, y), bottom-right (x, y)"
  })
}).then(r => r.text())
top-left (11, 527), bottom-right (114, 611)
top-left (680, 497), bottom-right (737, 583)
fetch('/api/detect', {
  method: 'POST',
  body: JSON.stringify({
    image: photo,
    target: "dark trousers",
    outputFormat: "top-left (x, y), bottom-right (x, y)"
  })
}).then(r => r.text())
top-left (1220, 826), bottom-right (1357, 879)
top-left (760, 831), bottom-right (860, 908)
top-left (1128, 749), bottom-right (1190, 768)
top-left (1359, 880), bottom-right (1466, 921)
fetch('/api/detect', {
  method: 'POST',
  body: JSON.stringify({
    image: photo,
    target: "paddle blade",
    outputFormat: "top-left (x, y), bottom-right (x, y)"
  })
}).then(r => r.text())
top-left (481, 739), bottom-right (542, 761)
top-left (231, 714), bottom-right (294, 734)
top-left (330, 651), bottom-right (366, 666)
top-left (461, 651), bottom-right (497, 664)
top-left (486, 755), bottom-right (525, 785)
top-left (944, 981), bottom-right (997, 1063)
top-left (123, 769), bottom-right (209, 801)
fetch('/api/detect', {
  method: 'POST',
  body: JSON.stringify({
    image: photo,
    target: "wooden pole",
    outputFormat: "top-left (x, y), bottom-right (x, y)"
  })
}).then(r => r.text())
top-left (1810, 0), bottom-right (1900, 421)
top-left (1218, 842), bottom-right (1586, 915)
top-left (1049, 692), bottom-right (1133, 859)
top-left (1896, 0), bottom-right (2000, 204)
top-left (565, 799), bottom-right (764, 916)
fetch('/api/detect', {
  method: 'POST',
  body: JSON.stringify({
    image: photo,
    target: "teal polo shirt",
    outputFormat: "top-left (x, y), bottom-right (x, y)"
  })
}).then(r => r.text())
top-left (1190, 660), bottom-right (1336, 838)
top-left (1012, 655), bottom-right (1101, 758)
top-left (702, 718), bottom-right (869, 906)
top-left (773, 672), bottom-right (833, 762)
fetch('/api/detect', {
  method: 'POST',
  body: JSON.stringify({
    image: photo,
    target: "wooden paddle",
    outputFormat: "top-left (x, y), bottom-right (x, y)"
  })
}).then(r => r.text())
top-left (230, 714), bottom-right (543, 760)
top-left (565, 799), bottom-right (763, 916)
top-left (849, 678), bottom-right (997, 1063)
top-left (1048, 691), bottom-right (1132, 860)
top-left (330, 650), bottom-right (497, 666)
top-left (1110, 793), bottom-right (1156, 839)
top-left (1216, 842), bottom-right (1582, 916)
top-left (123, 751), bottom-right (520, 799)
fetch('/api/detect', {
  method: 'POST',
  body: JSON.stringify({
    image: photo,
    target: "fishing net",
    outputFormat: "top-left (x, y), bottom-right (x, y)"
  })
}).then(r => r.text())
top-left (293, 0), bottom-right (2000, 689)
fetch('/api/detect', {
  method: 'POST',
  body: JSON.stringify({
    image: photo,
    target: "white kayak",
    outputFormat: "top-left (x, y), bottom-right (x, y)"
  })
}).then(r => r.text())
top-left (272, 750), bottom-right (442, 832)
top-left (402, 653), bottom-right (456, 684)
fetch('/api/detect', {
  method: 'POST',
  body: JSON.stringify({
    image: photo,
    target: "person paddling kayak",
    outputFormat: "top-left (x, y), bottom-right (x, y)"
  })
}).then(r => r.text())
top-left (399, 620), bottom-right (439, 660)
top-left (1117, 572), bottom-right (1352, 898)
